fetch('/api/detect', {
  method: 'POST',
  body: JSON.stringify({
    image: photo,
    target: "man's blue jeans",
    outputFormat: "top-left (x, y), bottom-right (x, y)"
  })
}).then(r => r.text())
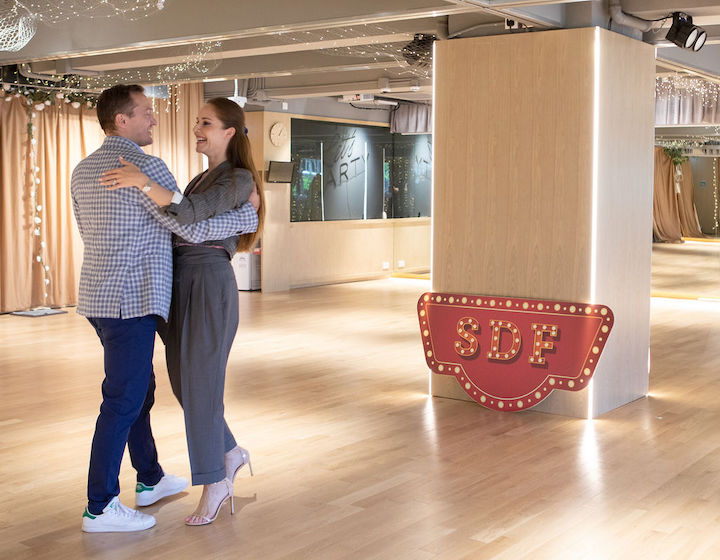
top-left (86, 315), bottom-right (164, 514)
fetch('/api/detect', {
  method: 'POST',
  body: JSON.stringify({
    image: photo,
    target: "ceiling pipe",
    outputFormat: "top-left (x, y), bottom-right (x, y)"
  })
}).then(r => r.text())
top-left (18, 63), bottom-right (63, 82)
top-left (607, 0), bottom-right (654, 33)
top-left (436, 16), bottom-right (449, 40)
top-left (448, 21), bottom-right (506, 38)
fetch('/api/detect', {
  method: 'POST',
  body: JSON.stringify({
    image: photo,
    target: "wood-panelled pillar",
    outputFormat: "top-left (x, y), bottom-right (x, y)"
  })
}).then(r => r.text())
top-left (431, 28), bottom-right (655, 417)
top-left (246, 111), bottom-right (292, 292)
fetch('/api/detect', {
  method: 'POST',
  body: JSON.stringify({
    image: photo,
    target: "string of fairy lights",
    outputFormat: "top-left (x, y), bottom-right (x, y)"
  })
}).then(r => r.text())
top-left (13, 0), bottom-right (166, 24)
top-left (73, 42), bottom-right (223, 91)
top-left (273, 24), bottom-right (435, 78)
top-left (26, 108), bottom-right (51, 299)
top-left (714, 159), bottom-right (719, 233)
top-left (656, 74), bottom-right (720, 105)
top-left (0, 1), bottom-right (166, 52)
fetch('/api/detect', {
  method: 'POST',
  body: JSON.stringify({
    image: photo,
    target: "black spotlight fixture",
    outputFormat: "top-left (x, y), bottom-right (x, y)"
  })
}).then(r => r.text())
top-left (666, 12), bottom-right (707, 51)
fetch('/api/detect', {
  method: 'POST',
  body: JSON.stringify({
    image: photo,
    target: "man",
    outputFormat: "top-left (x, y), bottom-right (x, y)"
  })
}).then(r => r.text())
top-left (71, 84), bottom-right (258, 533)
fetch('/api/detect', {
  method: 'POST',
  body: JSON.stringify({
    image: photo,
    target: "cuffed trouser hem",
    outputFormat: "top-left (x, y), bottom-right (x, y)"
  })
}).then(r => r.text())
top-left (191, 467), bottom-right (227, 486)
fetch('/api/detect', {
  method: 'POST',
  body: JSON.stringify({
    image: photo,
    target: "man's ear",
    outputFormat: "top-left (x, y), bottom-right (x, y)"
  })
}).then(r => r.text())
top-left (114, 112), bottom-right (127, 131)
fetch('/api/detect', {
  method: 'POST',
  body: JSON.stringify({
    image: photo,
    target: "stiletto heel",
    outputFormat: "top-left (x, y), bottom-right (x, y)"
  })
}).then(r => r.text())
top-left (228, 446), bottom-right (254, 483)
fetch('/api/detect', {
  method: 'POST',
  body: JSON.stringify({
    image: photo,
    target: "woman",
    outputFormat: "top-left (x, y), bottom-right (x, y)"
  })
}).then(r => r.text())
top-left (101, 97), bottom-right (265, 526)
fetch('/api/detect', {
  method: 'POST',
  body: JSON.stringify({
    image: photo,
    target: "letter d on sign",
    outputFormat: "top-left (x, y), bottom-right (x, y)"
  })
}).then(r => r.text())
top-left (487, 320), bottom-right (521, 361)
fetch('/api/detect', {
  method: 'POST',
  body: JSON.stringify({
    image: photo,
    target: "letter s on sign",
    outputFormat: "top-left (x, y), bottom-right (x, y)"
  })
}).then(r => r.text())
top-left (454, 317), bottom-right (479, 357)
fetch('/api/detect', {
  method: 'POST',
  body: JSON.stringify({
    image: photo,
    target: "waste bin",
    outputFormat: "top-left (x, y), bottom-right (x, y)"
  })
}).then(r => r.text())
top-left (231, 247), bottom-right (261, 291)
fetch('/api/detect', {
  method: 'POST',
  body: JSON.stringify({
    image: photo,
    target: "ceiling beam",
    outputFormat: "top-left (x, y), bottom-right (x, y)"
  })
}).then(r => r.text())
top-left (0, 0), bottom-right (477, 65)
top-left (442, 0), bottom-right (578, 27)
top-left (29, 32), bottom-right (424, 74)
top-left (71, 50), bottom-right (417, 88)
top-left (260, 77), bottom-right (432, 99)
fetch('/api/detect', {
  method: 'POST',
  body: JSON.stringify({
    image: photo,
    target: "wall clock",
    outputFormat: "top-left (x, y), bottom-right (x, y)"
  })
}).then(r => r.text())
top-left (269, 121), bottom-right (288, 147)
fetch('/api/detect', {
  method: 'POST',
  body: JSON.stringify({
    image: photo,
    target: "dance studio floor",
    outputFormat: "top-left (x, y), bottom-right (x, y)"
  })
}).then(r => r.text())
top-left (2, 246), bottom-right (720, 559)
top-left (652, 239), bottom-right (720, 300)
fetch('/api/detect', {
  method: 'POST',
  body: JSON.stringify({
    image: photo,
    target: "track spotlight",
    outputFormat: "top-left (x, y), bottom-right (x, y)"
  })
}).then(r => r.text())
top-left (666, 12), bottom-right (707, 51)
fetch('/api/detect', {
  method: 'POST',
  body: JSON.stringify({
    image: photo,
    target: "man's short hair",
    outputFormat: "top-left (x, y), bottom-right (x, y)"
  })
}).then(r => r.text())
top-left (96, 84), bottom-right (145, 134)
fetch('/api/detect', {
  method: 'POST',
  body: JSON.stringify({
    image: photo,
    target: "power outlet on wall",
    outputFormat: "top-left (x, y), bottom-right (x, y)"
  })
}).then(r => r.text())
top-left (397, 260), bottom-right (406, 268)
top-left (382, 261), bottom-right (390, 270)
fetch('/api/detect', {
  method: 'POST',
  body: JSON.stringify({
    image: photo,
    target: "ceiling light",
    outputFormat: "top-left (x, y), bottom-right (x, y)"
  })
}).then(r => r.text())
top-left (693, 29), bottom-right (707, 51)
top-left (666, 12), bottom-right (707, 51)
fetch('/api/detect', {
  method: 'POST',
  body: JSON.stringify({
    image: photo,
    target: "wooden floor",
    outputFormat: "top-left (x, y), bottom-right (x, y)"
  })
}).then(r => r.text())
top-left (2, 264), bottom-right (720, 558)
top-left (652, 239), bottom-right (720, 299)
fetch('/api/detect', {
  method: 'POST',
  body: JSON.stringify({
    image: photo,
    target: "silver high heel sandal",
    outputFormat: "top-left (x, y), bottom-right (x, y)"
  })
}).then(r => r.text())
top-left (184, 478), bottom-right (234, 526)
top-left (228, 446), bottom-right (254, 483)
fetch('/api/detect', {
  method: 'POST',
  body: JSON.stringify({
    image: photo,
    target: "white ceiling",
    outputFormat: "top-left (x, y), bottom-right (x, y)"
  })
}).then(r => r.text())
top-left (3, 0), bottom-right (720, 104)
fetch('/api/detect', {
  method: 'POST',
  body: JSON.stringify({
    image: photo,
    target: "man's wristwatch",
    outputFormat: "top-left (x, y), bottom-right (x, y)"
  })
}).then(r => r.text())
top-left (142, 179), bottom-right (152, 193)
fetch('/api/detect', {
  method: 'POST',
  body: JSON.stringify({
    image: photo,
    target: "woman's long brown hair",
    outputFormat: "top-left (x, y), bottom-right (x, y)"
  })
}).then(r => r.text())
top-left (206, 97), bottom-right (265, 252)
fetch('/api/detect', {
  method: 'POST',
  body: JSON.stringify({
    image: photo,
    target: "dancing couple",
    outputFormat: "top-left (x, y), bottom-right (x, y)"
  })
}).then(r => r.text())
top-left (72, 84), bottom-right (264, 531)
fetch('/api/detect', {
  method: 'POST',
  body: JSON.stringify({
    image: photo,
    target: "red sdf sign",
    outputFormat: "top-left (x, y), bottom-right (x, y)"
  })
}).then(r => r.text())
top-left (418, 293), bottom-right (614, 411)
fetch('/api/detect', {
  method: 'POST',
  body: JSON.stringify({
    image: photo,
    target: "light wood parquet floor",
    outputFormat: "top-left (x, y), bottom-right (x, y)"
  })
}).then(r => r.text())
top-left (652, 240), bottom-right (720, 299)
top-left (2, 270), bottom-right (720, 559)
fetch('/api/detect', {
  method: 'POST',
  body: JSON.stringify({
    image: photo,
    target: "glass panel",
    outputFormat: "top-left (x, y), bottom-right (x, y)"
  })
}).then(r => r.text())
top-left (389, 134), bottom-right (432, 218)
top-left (290, 118), bottom-right (432, 221)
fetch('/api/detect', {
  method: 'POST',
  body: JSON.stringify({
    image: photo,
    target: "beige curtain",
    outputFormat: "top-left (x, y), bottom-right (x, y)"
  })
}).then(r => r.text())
top-left (0, 82), bottom-right (204, 313)
top-left (145, 83), bottom-right (204, 189)
top-left (653, 146), bottom-right (683, 243)
top-left (676, 159), bottom-right (704, 238)
top-left (653, 146), bottom-right (704, 242)
top-left (0, 96), bottom-right (34, 312)
top-left (35, 103), bottom-right (106, 308)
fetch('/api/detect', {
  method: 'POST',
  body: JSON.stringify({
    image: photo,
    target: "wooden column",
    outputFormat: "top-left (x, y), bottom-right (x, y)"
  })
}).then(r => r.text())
top-left (246, 111), bottom-right (292, 292)
top-left (431, 28), bottom-right (655, 417)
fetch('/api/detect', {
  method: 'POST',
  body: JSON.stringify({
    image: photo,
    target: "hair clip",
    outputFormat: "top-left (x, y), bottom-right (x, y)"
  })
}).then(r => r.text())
top-left (244, 127), bottom-right (248, 135)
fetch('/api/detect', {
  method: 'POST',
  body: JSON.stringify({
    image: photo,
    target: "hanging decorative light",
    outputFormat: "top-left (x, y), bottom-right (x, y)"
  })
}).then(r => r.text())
top-left (0, 1), bottom-right (37, 52)
top-left (0, 0), bottom-right (165, 53)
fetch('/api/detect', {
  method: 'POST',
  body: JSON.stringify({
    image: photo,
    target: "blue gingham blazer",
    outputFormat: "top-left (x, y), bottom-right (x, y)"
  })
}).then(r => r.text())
top-left (71, 135), bottom-right (258, 320)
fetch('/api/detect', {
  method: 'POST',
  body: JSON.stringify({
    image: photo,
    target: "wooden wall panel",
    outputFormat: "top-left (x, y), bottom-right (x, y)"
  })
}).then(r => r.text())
top-left (252, 111), bottom-right (292, 292)
top-left (287, 218), bottom-right (430, 288)
top-left (431, 28), bottom-right (655, 417)
top-left (393, 218), bottom-right (431, 273)
top-left (589, 30), bottom-right (655, 416)
top-left (432, 29), bottom-right (595, 300)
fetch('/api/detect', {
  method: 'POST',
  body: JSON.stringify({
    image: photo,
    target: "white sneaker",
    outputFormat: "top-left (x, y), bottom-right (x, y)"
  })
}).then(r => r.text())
top-left (136, 473), bottom-right (189, 507)
top-left (82, 496), bottom-right (156, 533)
